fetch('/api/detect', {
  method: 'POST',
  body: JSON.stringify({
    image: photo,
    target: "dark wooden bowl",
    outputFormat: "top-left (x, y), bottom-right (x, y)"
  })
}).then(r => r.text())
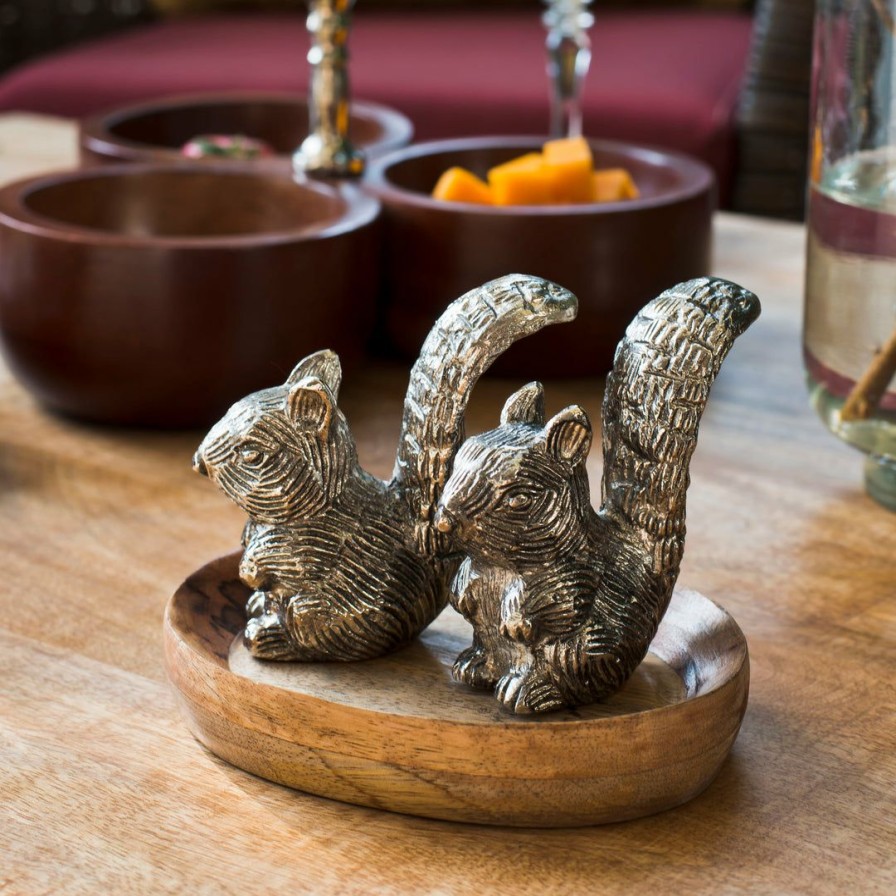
top-left (0, 165), bottom-right (381, 427)
top-left (366, 137), bottom-right (715, 377)
top-left (80, 92), bottom-right (413, 169)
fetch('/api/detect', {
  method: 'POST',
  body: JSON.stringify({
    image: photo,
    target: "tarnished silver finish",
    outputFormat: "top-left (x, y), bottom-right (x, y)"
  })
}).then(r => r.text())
top-left (293, 0), bottom-right (364, 178)
top-left (193, 275), bottom-right (577, 661)
top-left (543, 0), bottom-right (594, 138)
top-left (435, 277), bottom-right (760, 713)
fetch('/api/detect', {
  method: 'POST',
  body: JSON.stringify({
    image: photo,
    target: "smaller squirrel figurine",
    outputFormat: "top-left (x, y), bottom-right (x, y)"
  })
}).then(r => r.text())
top-left (193, 274), bottom-right (577, 662)
top-left (434, 277), bottom-right (760, 713)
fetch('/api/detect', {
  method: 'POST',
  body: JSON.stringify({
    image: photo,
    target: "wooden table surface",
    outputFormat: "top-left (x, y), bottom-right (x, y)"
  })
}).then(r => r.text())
top-left (1, 115), bottom-right (893, 895)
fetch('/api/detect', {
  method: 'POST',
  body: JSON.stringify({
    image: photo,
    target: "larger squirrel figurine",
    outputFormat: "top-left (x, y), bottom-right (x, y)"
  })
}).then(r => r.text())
top-left (193, 274), bottom-right (577, 661)
top-left (434, 277), bottom-right (760, 713)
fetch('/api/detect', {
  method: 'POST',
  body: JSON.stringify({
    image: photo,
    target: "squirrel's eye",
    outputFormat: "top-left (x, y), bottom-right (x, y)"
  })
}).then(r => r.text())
top-left (506, 492), bottom-right (531, 510)
top-left (239, 447), bottom-right (264, 465)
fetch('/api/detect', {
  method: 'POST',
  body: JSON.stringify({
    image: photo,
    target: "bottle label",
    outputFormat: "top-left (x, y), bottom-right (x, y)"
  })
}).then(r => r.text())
top-left (804, 189), bottom-right (896, 409)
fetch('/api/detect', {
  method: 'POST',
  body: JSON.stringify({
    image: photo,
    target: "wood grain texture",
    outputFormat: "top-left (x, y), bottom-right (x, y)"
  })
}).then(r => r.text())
top-left (0, 116), bottom-right (894, 894)
top-left (164, 553), bottom-right (748, 826)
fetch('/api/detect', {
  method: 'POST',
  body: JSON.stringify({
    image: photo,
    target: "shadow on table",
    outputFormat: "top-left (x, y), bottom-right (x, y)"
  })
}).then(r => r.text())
top-left (204, 740), bottom-right (759, 889)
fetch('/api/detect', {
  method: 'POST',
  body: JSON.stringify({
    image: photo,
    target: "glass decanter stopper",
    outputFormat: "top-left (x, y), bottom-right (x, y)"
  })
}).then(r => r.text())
top-left (542, 0), bottom-right (594, 139)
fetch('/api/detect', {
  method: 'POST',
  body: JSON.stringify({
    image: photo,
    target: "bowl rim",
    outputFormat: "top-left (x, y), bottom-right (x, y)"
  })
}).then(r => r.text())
top-left (79, 92), bottom-right (414, 162)
top-left (0, 163), bottom-right (381, 249)
top-left (365, 135), bottom-right (715, 215)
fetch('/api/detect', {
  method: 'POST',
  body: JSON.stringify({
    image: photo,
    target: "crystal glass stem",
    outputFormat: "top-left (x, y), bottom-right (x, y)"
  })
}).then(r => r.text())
top-left (543, 0), bottom-right (594, 139)
top-left (294, 0), bottom-right (364, 178)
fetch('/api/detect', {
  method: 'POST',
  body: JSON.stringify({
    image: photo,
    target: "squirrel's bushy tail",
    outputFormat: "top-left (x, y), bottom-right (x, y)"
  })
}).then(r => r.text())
top-left (583, 278), bottom-right (759, 693)
top-left (393, 274), bottom-right (577, 556)
top-left (601, 277), bottom-right (759, 560)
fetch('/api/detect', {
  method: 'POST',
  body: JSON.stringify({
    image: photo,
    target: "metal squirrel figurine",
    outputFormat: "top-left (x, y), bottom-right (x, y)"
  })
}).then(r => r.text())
top-left (193, 274), bottom-right (577, 661)
top-left (434, 277), bottom-right (760, 713)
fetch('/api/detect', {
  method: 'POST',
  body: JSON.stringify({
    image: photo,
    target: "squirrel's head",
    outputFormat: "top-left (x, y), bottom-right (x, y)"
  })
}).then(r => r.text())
top-left (193, 350), bottom-right (356, 525)
top-left (435, 382), bottom-right (593, 569)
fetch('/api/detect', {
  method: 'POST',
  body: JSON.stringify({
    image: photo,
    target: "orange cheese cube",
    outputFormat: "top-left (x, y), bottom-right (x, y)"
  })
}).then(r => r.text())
top-left (487, 153), bottom-right (554, 205)
top-left (542, 136), bottom-right (595, 203)
top-left (431, 166), bottom-right (493, 205)
top-left (591, 168), bottom-right (640, 202)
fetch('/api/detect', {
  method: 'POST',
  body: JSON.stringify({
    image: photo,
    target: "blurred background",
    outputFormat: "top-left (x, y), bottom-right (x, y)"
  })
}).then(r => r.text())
top-left (0, 0), bottom-right (813, 219)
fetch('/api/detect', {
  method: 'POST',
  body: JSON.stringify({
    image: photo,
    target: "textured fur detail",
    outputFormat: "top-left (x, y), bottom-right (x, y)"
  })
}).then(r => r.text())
top-left (437, 278), bottom-right (760, 712)
top-left (194, 275), bottom-right (577, 661)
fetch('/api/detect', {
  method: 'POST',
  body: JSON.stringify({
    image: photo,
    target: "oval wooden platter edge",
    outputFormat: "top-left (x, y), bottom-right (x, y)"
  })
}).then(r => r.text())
top-left (163, 552), bottom-right (749, 827)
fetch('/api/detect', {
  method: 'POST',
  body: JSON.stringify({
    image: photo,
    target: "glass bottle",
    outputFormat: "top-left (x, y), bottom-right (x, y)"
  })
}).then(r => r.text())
top-left (804, 0), bottom-right (896, 509)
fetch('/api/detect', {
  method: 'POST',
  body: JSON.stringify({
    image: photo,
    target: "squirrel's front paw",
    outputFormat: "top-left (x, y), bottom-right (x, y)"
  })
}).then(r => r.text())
top-left (452, 645), bottom-right (498, 690)
top-left (451, 585), bottom-right (479, 621)
top-left (244, 613), bottom-right (301, 661)
top-left (245, 590), bottom-right (287, 619)
top-left (499, 581), bottom-right (535, 644)
top-left (495, 668), bottom-right (564, 714)
top-left (245, 590), bottom-right (266, 619)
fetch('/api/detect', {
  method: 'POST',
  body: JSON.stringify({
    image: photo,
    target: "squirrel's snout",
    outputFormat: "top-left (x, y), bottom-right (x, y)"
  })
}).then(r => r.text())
top-left (192, 451), bottom-right (209, 477)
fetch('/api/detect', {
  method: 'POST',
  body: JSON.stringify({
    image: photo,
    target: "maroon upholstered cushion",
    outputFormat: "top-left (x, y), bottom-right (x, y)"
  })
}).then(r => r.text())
top-left (0, 10), bottom-right (752, 199)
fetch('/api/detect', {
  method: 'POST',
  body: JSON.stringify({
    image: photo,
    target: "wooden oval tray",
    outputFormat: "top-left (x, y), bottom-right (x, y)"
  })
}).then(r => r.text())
top-left (164, 552), bottom-right (749, 827)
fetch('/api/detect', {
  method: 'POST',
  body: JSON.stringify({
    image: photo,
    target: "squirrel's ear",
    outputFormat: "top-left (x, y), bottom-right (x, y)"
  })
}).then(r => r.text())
top-left (286, 377), bottom-right (333, 439)
top-left (286, 350), bottom-right (342, 400)
top-left (544, 406), bottom-right (592, 467)
top-left (500, 381), bottom-right (545, 426)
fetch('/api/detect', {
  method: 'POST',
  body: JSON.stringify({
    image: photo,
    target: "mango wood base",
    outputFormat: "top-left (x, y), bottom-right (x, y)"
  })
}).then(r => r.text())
top-left (164, 553), bottom-right (749, 827)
